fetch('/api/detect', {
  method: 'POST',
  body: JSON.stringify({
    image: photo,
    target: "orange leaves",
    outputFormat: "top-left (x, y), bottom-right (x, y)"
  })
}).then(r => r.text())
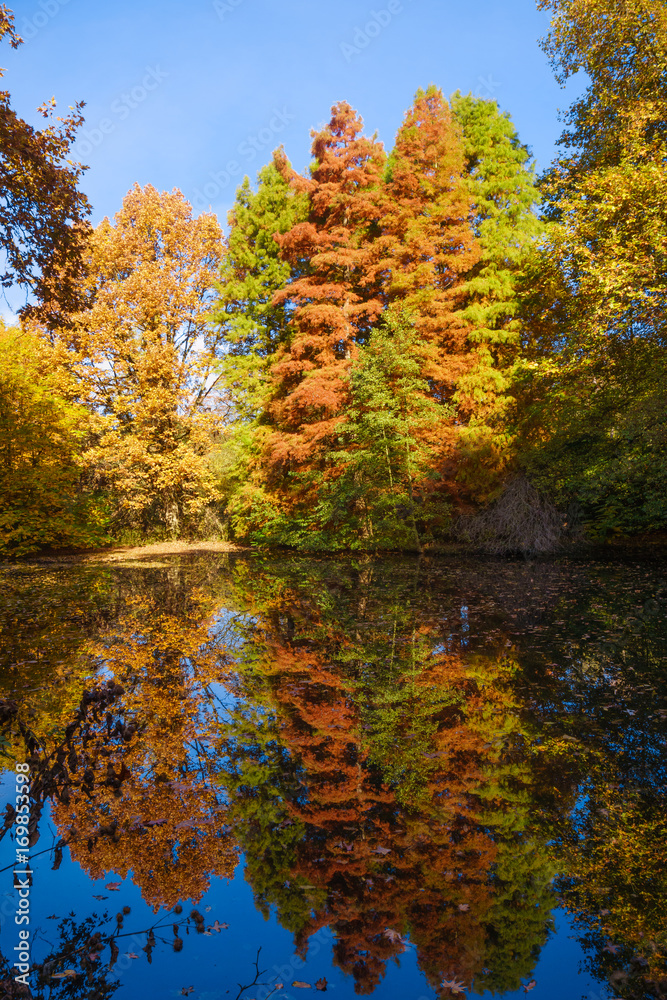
top-left (381, 86), bottom-right (478, 374)
top-left (266, 103), bottom-right (387, 470)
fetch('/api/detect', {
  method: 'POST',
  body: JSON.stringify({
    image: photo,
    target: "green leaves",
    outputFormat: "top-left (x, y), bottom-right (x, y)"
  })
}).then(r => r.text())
top-left (211, 159), bottom-right (308, 422)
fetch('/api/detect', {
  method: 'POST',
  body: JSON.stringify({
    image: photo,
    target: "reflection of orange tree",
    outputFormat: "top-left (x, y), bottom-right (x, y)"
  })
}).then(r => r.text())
top-left (51, 597), bottom-right (239, 909)
top-left (219, 564), bottom-right (556, 995)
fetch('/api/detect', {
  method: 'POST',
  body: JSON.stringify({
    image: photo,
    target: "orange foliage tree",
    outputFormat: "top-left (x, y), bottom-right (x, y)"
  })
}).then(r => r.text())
top-left (381, 87), bottom-right (479, 412)
top-left (0, 7), bottom-right (90, 325)
top-left (268, 103), bottom-right (387, 474)
top-left (223, 92), bottom-right (485, 546)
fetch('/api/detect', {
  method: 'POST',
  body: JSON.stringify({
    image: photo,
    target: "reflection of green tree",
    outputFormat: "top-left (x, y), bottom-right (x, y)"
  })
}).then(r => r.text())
top-left (477, 839), bottom-right (555, 995)
top-left (218, 695), bottom-right (315, 935)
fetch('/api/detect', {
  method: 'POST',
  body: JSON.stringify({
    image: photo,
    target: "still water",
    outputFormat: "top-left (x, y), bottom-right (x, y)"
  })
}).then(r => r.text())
top-left (0, 551), bottom-right (665, 1000)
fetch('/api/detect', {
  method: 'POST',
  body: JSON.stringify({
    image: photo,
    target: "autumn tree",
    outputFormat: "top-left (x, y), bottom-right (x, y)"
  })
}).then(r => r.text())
top-left (225, 104), bottom-right (388, 544)
top-left (0, 5), bottom-right (90, 324)
top-left (268, 102), bottom-right (387, 472)
top-left (381, 87), bottom-right (478, 377)
top-left (0, 323), bottom-right (108, 555)
top-left (46, 184), bottom-right (224, 537)
top-left (536, 0), bottom-right (667, 342)
top-left (516, 0), bottom-right (667, 535)
top-left (227, 93), bottom-right (482, 547)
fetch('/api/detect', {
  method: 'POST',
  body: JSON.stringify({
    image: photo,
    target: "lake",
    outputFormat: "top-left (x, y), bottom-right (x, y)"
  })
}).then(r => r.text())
top-left (1, 551), bottom-right (666, 1000)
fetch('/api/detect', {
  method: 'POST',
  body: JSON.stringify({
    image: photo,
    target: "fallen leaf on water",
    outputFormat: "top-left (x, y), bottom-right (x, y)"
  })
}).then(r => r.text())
top-left (374, 846), bottom-right (391, 855)
top-left (47, 914), bottom-right (58, 919)
top-left (293, 981), bottom-right (311, 989)
top-left (315, 977), bottom-right (328, 991)
top-left (458, 904), bottom-right (470, 912)
top-left (88, 953), bottom-right (100, 961)
top-left (127, 952), bottom-right (139, 959)
top-left (211, 920), bottom-right (227, 932)
top-left (181, 989), bottom-right (194, 997)
top-left (205, 906), bottom-right (212, 912)
top-left (442, 979), bottom-right (467, 994)
top-left (105, 882), bottom-right (121, 891)
top-left (523, 981), bottom-right (536, 993)
top-left (604, 943), bottom-right (621, 954)
top-left (52, 970), bottom-right (77, 979)
top-left (92, 894), bottom-right (108, 900)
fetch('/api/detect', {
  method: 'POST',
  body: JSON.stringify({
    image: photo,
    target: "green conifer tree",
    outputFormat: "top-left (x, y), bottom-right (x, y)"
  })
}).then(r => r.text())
top-left (212, 158), bottom-right (309, 421)
top-left (450, 93), bottom-right (543, 495)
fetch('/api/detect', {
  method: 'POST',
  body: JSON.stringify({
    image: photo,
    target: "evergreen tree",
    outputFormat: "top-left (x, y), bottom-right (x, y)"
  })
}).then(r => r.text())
top-left (317, 310), bottom-right (450, 551)
top-left (450, 93), bottom-right (543, 495)
top-left (211, 159), bottom-right (308, 422)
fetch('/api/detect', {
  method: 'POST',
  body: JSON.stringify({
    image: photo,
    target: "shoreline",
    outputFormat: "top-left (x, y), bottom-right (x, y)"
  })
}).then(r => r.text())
top-left (2, 531), bottom-right (667, 569)
top-left (1, 539), bottom-right (247, 568)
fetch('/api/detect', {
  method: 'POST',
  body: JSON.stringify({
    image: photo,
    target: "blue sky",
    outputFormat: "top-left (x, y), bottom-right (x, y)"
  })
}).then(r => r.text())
top-left (5, 0), bottom-right (583, 275)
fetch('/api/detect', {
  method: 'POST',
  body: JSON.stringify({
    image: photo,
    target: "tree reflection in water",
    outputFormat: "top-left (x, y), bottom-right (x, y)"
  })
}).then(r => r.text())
top-left (0, 553), bottom-right (666, 999)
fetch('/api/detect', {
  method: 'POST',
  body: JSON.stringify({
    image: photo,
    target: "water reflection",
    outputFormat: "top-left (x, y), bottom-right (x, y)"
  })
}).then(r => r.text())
top-left (1, 554), bottom-right (666, 999)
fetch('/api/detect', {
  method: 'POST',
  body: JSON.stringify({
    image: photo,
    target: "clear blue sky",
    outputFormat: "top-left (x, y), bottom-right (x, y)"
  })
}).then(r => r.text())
top-left (5, 0), bottom-right (583, 252)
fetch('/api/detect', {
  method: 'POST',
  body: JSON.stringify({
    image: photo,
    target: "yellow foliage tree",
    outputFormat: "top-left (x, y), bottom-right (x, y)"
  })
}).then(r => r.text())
top-left (0, 324), bottom-right (108, 555)
top-left (46, 184), bottom-right (226, 537)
